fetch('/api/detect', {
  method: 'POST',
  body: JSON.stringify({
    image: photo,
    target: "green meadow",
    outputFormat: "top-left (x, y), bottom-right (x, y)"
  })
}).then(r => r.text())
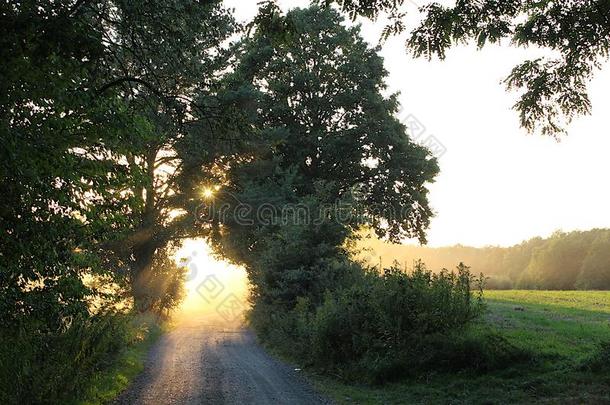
top-left (313, 290), bottom-right (610, 404)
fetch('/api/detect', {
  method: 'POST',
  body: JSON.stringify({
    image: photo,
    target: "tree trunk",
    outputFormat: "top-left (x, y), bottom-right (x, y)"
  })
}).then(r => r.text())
top-left (131, 239), bottom-right (157, 312)
top-left (130, 148), bottom-right (161, 312)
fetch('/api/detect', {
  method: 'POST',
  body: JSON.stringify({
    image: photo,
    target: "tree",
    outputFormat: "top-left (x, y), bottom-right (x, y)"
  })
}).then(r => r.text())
top-left (209, 5), bottom-right (439, 309)
top-left (0, 0), bottom-right (241, 327)
top-left (516, 230), bottom-right (595, 289)
top-left (577, 231), bottom-right (610, 289)
top-left (242, 3), bottom-right (438, 243)
top-left (1, 0), bottom-right (141, 328)
top-left (1, 2), bottom-right (249, 399)
top-left (87, 0), bottom-right (242, 310)
top-left (326, 0), bottom-right (610, 137)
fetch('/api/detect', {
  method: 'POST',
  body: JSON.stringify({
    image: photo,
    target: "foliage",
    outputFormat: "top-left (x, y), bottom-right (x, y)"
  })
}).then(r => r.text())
top-left (210, 5), bottom-right (438, 315)
top-left (325, 0), bottom-right (610, 137)
top-left (254, 262), bottom-right (487, 383)
top-left (314, 290), bottom-right (610, 404)
top-left (1, 0), bottom-right (240, 329)
top-left (247, 257), bottom-right (363, 359)
top-left (577, 232), bottom-right (610, 289)
top-left (0, 312), bottom-right (163, 404)
top-left (309, 262), bottom-right (485, 380)
top-left (78, 313), bottom-right (164, 405)
top-left (0, 313), bottom-right (129, 404)
top-left (1, 0), bottom-right (137, 331)
top-left (9, 1), bottom-right (608, 402)
top-left (2, 1), bottom-right (438, 398)
top-left (133, 247), bottom-right (187, 316)
top-left (1, 1), bottom-right (238, 400)
top-left (206, 5), bottom-right (477, 385)
top-left (96, 0), bottom-right (245, 307)
top-left (219, 4), bottom-right (438, 243)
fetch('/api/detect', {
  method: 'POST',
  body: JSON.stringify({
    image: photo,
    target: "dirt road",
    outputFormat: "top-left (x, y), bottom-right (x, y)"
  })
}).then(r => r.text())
top-left (114, 313), bottom-right (330, 405)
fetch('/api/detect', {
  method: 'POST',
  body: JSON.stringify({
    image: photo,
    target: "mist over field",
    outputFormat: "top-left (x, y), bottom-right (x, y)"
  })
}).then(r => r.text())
top-left (361, 228), bottom-right (610, 290)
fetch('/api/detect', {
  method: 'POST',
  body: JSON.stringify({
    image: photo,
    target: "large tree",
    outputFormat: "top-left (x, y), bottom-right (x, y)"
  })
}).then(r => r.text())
top-left (0, 2), bottom-right (251, 400)
top-left (88, 0), bottom-right (242, 310)
top-left (326, 0), bottom-right (610, 137)
top-left (209, 5), bottom-right (439, 309)
top-left (0, 0), bottom-right (241, 326)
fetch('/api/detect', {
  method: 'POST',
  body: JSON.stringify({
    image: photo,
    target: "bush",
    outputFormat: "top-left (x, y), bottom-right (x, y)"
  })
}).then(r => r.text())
top-left (251, 261), bottom-right (506, 383)
top-left (0, 313), bottom-right (130, 404)
top-left (307, 262), bottom-right (485, 381)
top-left (248, 297), bottom-right (314, 361)
top-left (247, 256), bottom-right (364, 361)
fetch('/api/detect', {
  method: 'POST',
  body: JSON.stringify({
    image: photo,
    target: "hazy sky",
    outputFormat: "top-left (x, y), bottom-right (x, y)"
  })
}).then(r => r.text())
top-left (224, 0), bottom-right (610, 248)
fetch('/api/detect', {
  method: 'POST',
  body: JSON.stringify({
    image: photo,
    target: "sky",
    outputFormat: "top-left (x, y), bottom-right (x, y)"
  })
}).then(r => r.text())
top-left (223, 0), bottom-right (610, 248)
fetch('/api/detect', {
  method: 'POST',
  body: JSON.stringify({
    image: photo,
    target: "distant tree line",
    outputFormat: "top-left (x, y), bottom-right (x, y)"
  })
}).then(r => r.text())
top-left (367, 229), bottom-right (610, 290)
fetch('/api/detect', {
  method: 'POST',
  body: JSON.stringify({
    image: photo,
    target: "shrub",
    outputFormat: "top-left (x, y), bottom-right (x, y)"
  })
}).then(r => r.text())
top-left (306, 262), bottom-right (485, 381)
top-left (251, 261), bottom-right (504, 383)
top-left (248, 297), bottom-right (314, 361)
top-left (248, 256), bottom-right (363, 360)
top-left (0, 313), bottom-right (130, 404)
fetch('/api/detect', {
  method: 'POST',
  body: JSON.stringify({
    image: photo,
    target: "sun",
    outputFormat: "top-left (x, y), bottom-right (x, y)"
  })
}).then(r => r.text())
top-left (201, 187), bottom-right (215, 200)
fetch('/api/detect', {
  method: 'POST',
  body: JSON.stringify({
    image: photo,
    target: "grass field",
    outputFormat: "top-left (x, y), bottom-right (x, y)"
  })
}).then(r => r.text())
top-left (312, 290), bottom-right (610, 404)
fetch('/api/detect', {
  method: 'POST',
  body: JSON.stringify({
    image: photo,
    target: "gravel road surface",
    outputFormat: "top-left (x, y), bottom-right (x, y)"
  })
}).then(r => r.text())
top-left (114, 314), bottom-right (330, 405)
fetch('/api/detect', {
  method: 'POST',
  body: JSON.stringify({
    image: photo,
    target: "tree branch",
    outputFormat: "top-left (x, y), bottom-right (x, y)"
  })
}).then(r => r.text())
top-left (96, 77), bottom-right (165, 99)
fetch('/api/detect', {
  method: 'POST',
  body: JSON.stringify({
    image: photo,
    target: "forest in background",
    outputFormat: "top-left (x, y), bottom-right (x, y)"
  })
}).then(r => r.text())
top-left (365, 228), bottom-right (610, 290)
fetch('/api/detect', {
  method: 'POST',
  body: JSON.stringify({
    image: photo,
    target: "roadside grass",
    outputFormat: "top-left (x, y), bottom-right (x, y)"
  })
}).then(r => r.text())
top-left (311, 290), bottom-right (610, 404)
top-left (76, 313), bottom-right (165, 405)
